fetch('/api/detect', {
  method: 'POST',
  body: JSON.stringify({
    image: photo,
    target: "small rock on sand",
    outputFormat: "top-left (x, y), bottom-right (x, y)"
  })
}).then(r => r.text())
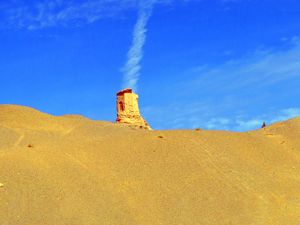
top-left (0, 183), bottom-right (4, 188)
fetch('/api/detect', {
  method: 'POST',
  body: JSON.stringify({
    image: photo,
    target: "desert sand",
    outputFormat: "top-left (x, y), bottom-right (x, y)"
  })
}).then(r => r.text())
top-left (0, 104), bottom-right (299, 225)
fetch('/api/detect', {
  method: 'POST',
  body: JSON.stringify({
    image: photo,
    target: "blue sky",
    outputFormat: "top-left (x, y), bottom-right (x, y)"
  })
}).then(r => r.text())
top-left (0, 0), bottom-right (300, 131)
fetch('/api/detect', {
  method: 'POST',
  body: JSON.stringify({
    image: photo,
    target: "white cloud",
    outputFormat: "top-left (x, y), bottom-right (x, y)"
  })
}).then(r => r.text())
top-left (149, 37), bottom-right (299, 131)
top-left (0, 0), bottom-right (186, 29)
top-left (1, 0), bottom-right (236, 29)
top-left (233, 108), bottom-right (300, 131)
top-left (270, 108), bottom-right (300, 123)
top-left (235, 118), bottom-right (263, 131)
top-left (205, 118), bottom-right (231, 129)
top-left (187, 37), bottom-right (300, 94)
top-left (193, 108), bottom-right (300, 131)
top-left (0, 0), bottom-right (139, 29)
top-left (143, 102), bottom-right (300, 131)
top-left (122, 0), bottom-right (156, 91)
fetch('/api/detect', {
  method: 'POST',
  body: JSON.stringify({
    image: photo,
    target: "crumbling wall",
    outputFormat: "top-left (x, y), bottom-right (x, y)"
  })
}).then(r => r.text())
top-left (116, 89), bottom-right (151, 130)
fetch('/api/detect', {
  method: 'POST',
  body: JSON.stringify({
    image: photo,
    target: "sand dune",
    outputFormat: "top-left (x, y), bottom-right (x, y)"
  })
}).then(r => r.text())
top-left (0, 104), bottom-right (299, 225)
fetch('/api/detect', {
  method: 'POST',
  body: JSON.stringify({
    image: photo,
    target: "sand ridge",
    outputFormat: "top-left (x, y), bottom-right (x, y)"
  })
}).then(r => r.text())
top-left (0, 105), bottom-right (299, 225)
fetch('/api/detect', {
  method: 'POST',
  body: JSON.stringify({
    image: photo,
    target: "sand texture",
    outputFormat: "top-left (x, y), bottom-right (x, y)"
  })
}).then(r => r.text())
top-left (0, 105), bottom-right (299, 225)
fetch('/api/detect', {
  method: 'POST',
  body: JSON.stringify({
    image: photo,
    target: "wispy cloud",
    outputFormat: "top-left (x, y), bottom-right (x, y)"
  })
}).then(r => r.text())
top-left (186, 37), bottom-right (300, 95)
top-left (143, 38), bottom-right (300, 131)
top-left (122, 0), bottom-right (156, 91)
top-left (143, 102), bottom-right (300, 131)
top-left (0, 0), bottom-right (219, 29)
top-left (270, 108), bottom-right (300, 123)
top-left (0, 0), bottom-right (139, 29)
top-left (0, 0), bottom-right (185, 30)
top-left (233, 107), bottom-right (300, 131)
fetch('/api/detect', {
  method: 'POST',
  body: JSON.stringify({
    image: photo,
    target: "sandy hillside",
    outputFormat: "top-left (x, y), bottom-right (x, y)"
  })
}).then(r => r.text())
top-left (0, 104), bottom-right (299, 225)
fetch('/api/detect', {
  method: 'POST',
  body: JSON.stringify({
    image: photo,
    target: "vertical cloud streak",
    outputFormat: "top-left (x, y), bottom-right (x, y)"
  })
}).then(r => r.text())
top-left (122, 0), bottom-right (155, 91)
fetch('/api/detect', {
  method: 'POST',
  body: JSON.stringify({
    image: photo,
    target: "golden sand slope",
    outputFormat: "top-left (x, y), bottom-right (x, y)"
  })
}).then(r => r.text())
top-left (0, 104), bottom-right (299, 225)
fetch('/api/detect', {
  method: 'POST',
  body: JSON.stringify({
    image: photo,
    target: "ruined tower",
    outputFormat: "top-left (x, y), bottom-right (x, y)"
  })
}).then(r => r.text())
top-left (116, 88), bottom-right (151, 130)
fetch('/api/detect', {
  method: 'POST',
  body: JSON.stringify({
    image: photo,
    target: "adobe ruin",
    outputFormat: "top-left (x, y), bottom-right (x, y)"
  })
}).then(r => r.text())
top-left (116, 88), bottom-right (151, 130)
